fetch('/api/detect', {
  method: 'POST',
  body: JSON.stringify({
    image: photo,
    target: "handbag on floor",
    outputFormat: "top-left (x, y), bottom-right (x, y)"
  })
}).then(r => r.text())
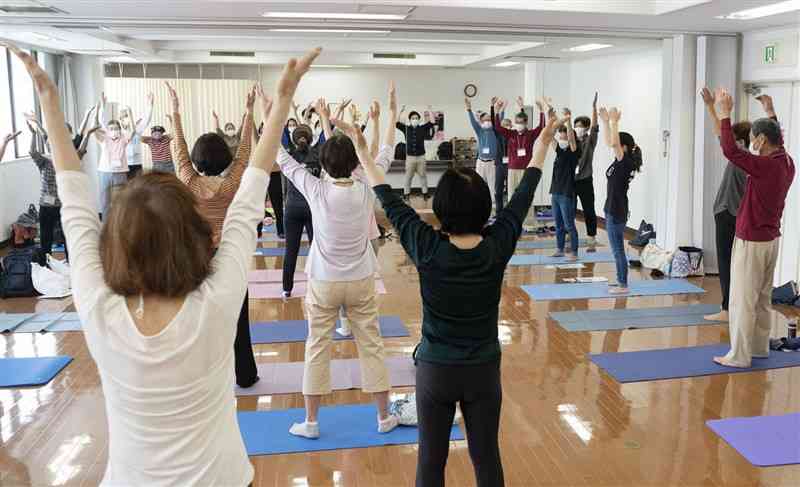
top-left (671, 246), bottom-right (704, 278)
top-left (640, 242), bottom-right (674, 275)
top-left (771, 281), bottom-right (799, 305)
top-left (630, 220), bottom-right (656, 247)
top-left (0, 247), bottom-right (38, 298)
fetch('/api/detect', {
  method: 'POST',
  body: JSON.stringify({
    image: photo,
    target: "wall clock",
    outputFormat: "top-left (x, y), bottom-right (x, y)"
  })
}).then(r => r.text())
top-left (464, 83), bottom-right (478, 98)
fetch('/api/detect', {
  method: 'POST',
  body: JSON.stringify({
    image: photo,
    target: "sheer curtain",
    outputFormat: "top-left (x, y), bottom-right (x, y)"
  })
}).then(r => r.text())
top-left (56, 54), bottom-right (79, 129)
top-left (103, 77), bottom-right (257, 168)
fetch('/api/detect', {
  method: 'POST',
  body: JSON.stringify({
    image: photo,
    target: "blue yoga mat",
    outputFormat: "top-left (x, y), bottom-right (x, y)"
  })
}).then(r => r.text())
top-left (707, 413), bottom-right (800, 467)
top-left (250, 316), bottom-right (409, 344)
top-left (509, 252), bottom-right (616, 266)
top-left (1, 313), bottom-right (82, 333)
top-left (516, 239), bottom-right (600, 249)
top-left (254, 247), bottom-right (310, 257)
top-left (238, 404), bottom-right (464, 456)
top-left (0, 356), bottom-right (73, 387)
top-left (0, 313), bottom-right (35, 333)
top-left (52, 244), bottom-right (65, 252)
top-left (522, 279), bottom-right (706, 301)
top-left (551, 304), bottom-right (723, 332)
top-left (589, 344), bottom-right (800, 383)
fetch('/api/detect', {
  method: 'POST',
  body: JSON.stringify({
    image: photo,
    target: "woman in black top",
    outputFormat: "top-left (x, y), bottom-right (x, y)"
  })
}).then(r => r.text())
top-left (598, 107), bottom-right (642, 294)
top-left (282, 125), bottom-right (319, 298)
top-left (336, 106), bottom-right (562, 487)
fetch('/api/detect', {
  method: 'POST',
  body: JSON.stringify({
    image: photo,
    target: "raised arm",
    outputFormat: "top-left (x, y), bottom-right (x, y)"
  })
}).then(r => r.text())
top-left (564, 108), bottom-right (577, 152)
top-left (716, 88), bottom-right (764, 176)
top-left (98, 92), bottom-right (110, 131)
top-left (134, 93), bottom-right (154, 135)
top-left (315, 98), bottom-right (334, 140)
top-left (591, 92), bottom-right (598, 129)
top-left (165, 82), bottom-right (194, 184)
top-left (466, 98), bottom-right (482, 136)
top-left (700, 87), bottom-right (721, 137)
top-left (225, 88), bottom-right (256, 183)
top-left (599, 107), bottom-right (624, 161)
top-left (0, 131), bottom-right (21, 162)
top-left (369, 100), bottom-right (381, 160)
top-left (77, 105), bottom-right (95, 139)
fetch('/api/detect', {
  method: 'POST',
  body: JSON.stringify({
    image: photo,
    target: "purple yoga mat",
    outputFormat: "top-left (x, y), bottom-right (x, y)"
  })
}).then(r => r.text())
top-left (706, 413), bottom-right (800, 467)
top-left (249, 280), bottom-right (387, 299)
top-left (234, 356), bottom-right (415, 396)
top-left (249, 269), bottom-right (308, 283)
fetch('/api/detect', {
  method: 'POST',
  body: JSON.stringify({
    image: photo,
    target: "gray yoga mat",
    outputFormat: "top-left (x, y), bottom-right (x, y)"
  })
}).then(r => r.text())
top-left (550, 304), bottom-right (724, 332)
top-left (516, 239), bottom-right (603, 249)
top-left (234, 356), bottom-right (415, 396)
top-left (0, 313), bottom-right (82, 333)
top-left (509, 252), bottom-right (616, 266)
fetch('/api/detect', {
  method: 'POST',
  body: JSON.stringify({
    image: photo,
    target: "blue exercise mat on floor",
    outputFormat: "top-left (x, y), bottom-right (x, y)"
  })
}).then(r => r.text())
top-left (550, 304), bottom-right (723, 331)
top-left (250, 316), bottom-right (409, 344)
top-left (589, 344), bottom-right (800, 383)
top-left (254, 247), bottom-right (310, 257)
top-left (0, 356), bottom-right (73, 387)
top-left (52, 244), bottom-right (65, 252)
top-left (238, 404), bottom-right (464, 456)
top-left (1, 313), bottom-right (82, 333)
top-left (516, 239), bottom-right (598, 249)
top-left (706, 413), bottom-right (800, 467)
top-left (522, 279), bottom-right (705, 301)
top-left (0, 313), bottom-right (35, 333)
top-left (509, 252), bottom-right (615, 266)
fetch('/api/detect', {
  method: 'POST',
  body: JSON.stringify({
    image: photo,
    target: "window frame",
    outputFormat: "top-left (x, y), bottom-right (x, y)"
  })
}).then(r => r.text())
top-left (2, 47), bottom-right (41, 161)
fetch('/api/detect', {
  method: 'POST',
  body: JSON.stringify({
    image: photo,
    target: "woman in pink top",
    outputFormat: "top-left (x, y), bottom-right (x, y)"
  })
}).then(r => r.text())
top-left (92, 113), bottom-right (133, 218)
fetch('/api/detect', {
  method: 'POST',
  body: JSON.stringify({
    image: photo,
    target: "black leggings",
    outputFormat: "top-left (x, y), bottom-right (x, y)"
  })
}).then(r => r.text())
top-left (283, 205), bottom-right (313, 293)
top-left (715, 210), bottom-right (737, 311)
top-left (416, 359), bottom-right (504, 487)
top-left (574, 177), bottom-right (597, 237)
top-left (234, 291), bottom-right (258, 387)
top-left (494, 163), bottom-right (508, 214)
top-left (39, 205), bottom-right (67, 259)
top-left (268, 171), bottom-right (285, 235)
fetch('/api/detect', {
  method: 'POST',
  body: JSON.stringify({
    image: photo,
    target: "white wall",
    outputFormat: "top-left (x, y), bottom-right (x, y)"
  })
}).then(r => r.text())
top-left (743, 26), bottom-right (800, 83)
top-left (568, 48), bottom-right (664, 228)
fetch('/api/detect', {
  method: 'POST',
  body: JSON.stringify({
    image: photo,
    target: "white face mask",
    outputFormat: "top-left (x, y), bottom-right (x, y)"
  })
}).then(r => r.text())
top-left (410, 118), bottom-right (420, 127)
top-left (736, 140), bottom-right (746, 150)
top-left (513, 123), bottom-right (526, 132)
top-left (109, 129), bottom-right (121, 139)
top-left (225, 129), bottom-right (237, 137)
top-left (558, 139), bottom-right (570, 149)
top-left (575, 127), bottom-right (587, 138)
top-left (481, 121), bottom-right (492, 129)
top-left (750, 147), bottom-right (761, 156)
top-left (288, 126), bottom-right (296, 134)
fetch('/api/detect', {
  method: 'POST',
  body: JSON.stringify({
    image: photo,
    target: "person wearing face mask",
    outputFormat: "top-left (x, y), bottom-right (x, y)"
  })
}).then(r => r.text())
top-left (141, 124), bottom-right (175, 174)
top-left (282, 118), bottom-right (299, 149)
top-left (93, 107), bottom-right (134, 218)
top-left (213, 110), bottom-right (243, 156)
top-left (100, 93), bottom-right (153, 180)
top-left (573, 92), bottom-right (600, 247)
top-left (490, 99), bottom-right (512, 214)
top-left (281, 124), bottom-right (319, 298)
top-left (397, 106), bottom-right (435, 201)
top-left (598, 107), bottom-right (643, 295)
top-left (549, 109), bottom-right (580, 261)
top-left (466, 97), bottom-right (500, 211)
top-left (493, 96), bottom-right (546, 230)
top-left (699, 87), bottom-right (756, 324)
top-left (711, 89), bottom-right (795, 369)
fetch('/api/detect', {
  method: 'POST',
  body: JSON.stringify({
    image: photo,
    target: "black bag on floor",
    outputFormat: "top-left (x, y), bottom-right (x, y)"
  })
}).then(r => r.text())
top-left (630, 220), bottom-right (656, 247)
top-left (394, 142), bottom-right (406, 161)
top-left (772, 281), bottom-right (799, 305)
top-left (0, 246), bottom-right (38, 298)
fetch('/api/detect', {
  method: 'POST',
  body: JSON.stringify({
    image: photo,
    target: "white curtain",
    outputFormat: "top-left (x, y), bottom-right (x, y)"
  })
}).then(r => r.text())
top-left (57, 55), bottom-right (79, 128)
top-left (103, 77), bottom-right (258, 168)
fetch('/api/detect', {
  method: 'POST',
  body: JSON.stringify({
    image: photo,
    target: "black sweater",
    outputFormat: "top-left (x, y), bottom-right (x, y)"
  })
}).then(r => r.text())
top-left (374, 167), bottom-right (542, 365)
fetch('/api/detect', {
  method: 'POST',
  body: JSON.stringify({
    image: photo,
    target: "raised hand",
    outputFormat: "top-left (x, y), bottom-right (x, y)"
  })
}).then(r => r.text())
top-left (146, 92), bottom-right (154, 106)
top-left (490, 96), bottom-right (498, 106)
top-left (517, 96), bottom-right (525, 108)
top-left (497, 99), bottom-right (507, 112)
top-left (245, 85), bottom-right (257, 111)
top-left (715, 88), bottom-right (733, 117)
top-left (315, 97), bottom-right (331, 119)
top-left (562, 107), bottom-right (572, 119)
top-left (756, 94), bottom-right (775, 116)
top-left (255, 84), bottom-right (273, 120)
top-left (340, 98), bottom-right (352, 111)
top-left (464, 97), bottom-right (472, 110)
top-left (608, 107), bottom-right (621, 123)
top-left (534, 99), bottom-right (544, 112)
top-left (598, 107), bottom-right (610, 122)
top-left (399, 104), bottom-right (406, 114)
top-left (593, 92), bottom-right (599, 109)
top-left (4, 131), bottom-right (22, 143)
top-left (101, 92), bottom-right (107, 105)
top-left (164, 82), bottom-right (179, 111)
top-left (700, 87), bottom-right (715, 107)
top-left (369, 100), bottom-right (380, 120)
top-left (277, 47), bottom-right (321, 98)
top-left (331, 118), bottom-right (368, 153)
top-left (388, 81), bottom-right (397, 113)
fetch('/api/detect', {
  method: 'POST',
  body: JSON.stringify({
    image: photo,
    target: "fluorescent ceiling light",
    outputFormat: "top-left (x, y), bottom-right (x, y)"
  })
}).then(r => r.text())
top-left (493, 61), bottom-right (520, 67)
top-left (270, 29), bottom-right (391, 34)
top-left (716, 0), bottom-right (800, 19)
top-left (564, 43), bottom-right (613, 52)
top-left (314, 65), bottom-right (353, 68)
top-left (263, 11), bottom-right (407, 20)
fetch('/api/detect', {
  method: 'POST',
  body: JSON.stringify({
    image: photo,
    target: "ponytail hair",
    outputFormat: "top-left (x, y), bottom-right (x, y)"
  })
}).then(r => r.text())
top-left (619, 131), bottom-right (642, 173)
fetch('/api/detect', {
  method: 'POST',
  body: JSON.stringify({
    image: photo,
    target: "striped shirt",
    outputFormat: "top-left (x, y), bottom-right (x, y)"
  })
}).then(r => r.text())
top-left (175, 112), bottom-right (253, 247)
top-left (29, 149), bottom-right (60, 207)
top-left (142, 135), bottom-right (174, 163)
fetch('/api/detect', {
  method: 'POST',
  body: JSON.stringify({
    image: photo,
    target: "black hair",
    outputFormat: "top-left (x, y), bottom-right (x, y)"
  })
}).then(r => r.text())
top-left (515, 112), bottom-right (528, 123)
top-left (293, 124), bottom-right (313, 147)
top-left (751, 117), bottom-right (782, 146)
top-left (223, 122), bottom-right (236, 132)
top-left (287, 118), bottom-right (298, 127)
top-left (619, 132), bottom-right (643, 172)
top-left (557, 126), bottom-right (568, 134)
top-left (409, 111), bottom-right (421, 120)
top-left (319, 134), bottom-right (359, 178)
top-left (574, 116), bottom-right (591, 128)
top-left (732, 121), bottom-right (752, 148)
top-left (107, 119), bottom-right (121, 129)
top-left (151, 126), bottom-right (165, 134)
top-left (66, 123), bottom-right (73, 133)
top-left (433, 168), bottom-right (491, 235)
top-left (191, 133), bottom-right (233, 176)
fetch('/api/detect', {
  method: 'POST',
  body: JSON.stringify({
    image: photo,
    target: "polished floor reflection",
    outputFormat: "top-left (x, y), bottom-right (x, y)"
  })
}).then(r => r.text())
top-left (1, 214), bottom-right (799, 486)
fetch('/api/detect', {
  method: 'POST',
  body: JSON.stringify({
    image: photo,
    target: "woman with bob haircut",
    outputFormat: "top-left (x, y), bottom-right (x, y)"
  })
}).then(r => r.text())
top-left (6, 41), bottom-right (322, 486)
top-left (341, 103), bottom-right (563, 487)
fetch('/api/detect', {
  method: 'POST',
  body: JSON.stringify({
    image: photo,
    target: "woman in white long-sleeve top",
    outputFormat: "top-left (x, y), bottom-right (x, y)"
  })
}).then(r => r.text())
top-left (7, 42), bottom-right (322, 487)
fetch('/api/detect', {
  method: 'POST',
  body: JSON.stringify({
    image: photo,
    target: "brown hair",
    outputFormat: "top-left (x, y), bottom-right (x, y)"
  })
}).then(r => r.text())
top-left (100, 173), bottom-right (214, 297)
top-left (733, 121), bottom-right (752, 148)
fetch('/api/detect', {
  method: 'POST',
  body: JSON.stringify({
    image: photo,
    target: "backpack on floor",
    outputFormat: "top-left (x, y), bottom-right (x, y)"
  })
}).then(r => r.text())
top-left (772, 281), bottom-right (799, 305)
top-left (0, 247), bottom-right (38, 298)
top-left (630, 220), bottom-right (656, 247)
top-left (671, 246), bottom-right (704, 278)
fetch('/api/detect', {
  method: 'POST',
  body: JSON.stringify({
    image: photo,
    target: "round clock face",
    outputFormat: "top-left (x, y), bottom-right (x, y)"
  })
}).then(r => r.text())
top-left (464, 83), bottom-right (478, 98)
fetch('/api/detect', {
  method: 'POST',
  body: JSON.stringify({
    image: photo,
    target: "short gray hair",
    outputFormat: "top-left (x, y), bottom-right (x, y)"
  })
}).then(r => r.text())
top-left (751, 117), bottom-right (782, 145)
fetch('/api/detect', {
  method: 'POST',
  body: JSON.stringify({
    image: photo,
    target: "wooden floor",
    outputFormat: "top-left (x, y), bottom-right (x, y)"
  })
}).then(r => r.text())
top-left (1, 207), bottom-right (799, 487)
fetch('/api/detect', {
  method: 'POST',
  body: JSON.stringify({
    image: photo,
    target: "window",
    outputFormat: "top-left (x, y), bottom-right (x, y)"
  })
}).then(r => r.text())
top-left (1, 47), bottom-right (39, 160)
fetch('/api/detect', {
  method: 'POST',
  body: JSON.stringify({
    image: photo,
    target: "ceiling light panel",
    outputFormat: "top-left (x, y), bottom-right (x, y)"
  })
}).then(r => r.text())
top-left (564, 43), bottom-right (613, 52)
top-left (717, 1), bottom-right (800, 20)
top-left (263, 12), bottom-right (408, 20)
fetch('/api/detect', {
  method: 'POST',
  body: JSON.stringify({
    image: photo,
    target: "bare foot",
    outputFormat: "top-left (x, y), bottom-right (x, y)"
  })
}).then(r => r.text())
top-left (713, 356), bottom-right (749, 368)
top-left (704, 310), bottom-right (729, 322)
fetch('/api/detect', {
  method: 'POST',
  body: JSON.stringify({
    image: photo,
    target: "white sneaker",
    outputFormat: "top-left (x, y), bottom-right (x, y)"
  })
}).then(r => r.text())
top-left (336, 318), bottom-right (352, 337)
top-left (587, 236), bottom-right (597, 247)
top-left (289, 421), bottom-right (320, 439)
top-left (378, 414), bottom-right (400, 434)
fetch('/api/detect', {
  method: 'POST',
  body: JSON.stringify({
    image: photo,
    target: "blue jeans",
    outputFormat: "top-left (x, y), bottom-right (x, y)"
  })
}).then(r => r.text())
top-left (605, 212), bottom-right (628, 286)
top-left (98, 171), bottom-right (128, 217)
top-left (552, 194), bottom-right (578, 253)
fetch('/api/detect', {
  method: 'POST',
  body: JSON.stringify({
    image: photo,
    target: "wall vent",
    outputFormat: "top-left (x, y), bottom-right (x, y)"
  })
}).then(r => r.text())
top-left (210, 51), bottom-right (256, 57)
top-left (0, 4), bottom-right (66, 14)
top-left (373, 52), bottom-right (416, 60)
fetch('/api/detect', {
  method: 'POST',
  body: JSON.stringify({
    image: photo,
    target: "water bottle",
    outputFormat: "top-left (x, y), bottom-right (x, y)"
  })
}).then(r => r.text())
top-left (789, 322), bottom-right (797, 339)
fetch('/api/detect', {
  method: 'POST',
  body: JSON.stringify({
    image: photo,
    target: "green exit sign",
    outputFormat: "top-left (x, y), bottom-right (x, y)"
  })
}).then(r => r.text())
top-left (764, 44), bottom-right (777, 64)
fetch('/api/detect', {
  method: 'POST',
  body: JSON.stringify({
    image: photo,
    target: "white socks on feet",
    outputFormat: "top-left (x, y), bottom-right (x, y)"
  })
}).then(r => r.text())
top-left (289, 421), bottom-right (320, 439)
top-left (378, 414), bottom-right (400, 433)
top-left (336, 317), bottom-right (352, 337)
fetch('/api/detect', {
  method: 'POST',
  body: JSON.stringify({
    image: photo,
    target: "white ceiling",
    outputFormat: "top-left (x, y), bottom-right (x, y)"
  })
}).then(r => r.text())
top-left (0, 1), bottom-right (797, 68)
